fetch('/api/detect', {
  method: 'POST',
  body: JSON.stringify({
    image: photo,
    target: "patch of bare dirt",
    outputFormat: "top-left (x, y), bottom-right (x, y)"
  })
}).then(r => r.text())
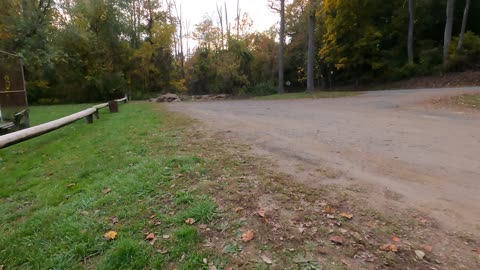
top-left (180, 121), bottom-right (480, 270)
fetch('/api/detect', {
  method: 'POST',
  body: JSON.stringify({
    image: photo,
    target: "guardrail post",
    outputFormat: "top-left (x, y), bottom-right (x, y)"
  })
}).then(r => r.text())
top-left (85, 114), bottom-right (93, 124)
top-left (108, 101), bottom-right (119, 113)
top-left (93, 109), bottom-right (100, 120)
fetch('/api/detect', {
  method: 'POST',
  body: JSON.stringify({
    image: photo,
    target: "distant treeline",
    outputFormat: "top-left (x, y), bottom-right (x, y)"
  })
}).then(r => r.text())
top-left (0, 0), bottom-right (479, 102)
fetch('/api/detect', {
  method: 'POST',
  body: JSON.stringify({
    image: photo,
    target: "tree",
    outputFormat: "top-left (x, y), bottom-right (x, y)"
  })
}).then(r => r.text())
top-left (443, 0), bottom-right (455, 65)
top-left (269, 0), bottom-right (286, 94)
top-left (457, 0), bottom-right (471, 51)
top-left (306, 0), bottom-right (315, 92)
top-left (407, 0), bottom-right (415, 64)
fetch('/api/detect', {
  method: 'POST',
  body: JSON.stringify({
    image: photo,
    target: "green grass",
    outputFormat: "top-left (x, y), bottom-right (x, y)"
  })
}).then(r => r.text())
top-left (254, 91), bottom-right (360, 100)
top-left (0, 103), bottom-right (221, 269)
top-left (450, 93), bottom-right (480, 109)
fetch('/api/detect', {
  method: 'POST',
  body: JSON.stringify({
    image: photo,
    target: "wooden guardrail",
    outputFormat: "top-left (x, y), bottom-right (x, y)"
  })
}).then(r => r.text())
top-left (0, 95), bottom-right (128, 149)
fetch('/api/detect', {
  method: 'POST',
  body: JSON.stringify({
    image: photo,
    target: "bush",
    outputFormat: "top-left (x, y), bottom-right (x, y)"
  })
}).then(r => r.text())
top-left (447, 32), bottom-right (480, 71)
top-left (249, 81), bottom-right (276, 96)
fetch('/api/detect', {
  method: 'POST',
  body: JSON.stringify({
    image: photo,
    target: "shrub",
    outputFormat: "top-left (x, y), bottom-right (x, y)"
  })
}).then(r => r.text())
top-left (249, 81), bottom-right (276, 96)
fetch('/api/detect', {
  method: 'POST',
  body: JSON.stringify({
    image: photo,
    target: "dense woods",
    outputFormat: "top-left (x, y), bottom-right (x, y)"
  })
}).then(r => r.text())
top-left (0, 0), bottom-right (479, 102)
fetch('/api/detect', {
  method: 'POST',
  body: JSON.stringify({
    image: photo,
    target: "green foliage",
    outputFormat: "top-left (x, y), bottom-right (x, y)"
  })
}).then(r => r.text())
top-left (250, 81), bottom-right (277, 96)
top-left (447, 32), bottom-right (480, 71)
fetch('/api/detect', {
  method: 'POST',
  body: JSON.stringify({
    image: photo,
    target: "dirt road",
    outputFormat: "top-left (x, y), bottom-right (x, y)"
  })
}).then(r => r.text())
top-left (169, 87), bottom-right (480, 234)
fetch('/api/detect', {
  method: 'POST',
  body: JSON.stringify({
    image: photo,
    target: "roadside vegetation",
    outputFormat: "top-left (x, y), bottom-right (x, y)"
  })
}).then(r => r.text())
top-left (1, 103), bottom-right (478, 269)
top-left (449, 93), bottom-right (480, 109)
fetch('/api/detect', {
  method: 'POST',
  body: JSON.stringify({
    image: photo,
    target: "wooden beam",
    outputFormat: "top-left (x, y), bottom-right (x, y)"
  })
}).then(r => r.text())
top-left (0, 108), bottom-right (96, 149)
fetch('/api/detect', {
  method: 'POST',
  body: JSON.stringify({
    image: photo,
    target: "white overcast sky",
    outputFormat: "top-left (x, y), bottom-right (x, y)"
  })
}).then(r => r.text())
top-left (178, 0), bottom-right (278, 32)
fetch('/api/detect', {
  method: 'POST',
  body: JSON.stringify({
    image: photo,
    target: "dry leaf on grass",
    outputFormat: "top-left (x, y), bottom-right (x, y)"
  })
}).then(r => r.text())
top-left (208, 264), bottom-right (218, 270)
top-left (242, 230), bottom-right (254, 242)
top-left (420, 244), bottom-right (433, 252)
top-left (261, 254), bottom-right (273, 264)
top-left (104, 231), bottom-right (117, 240)
top-left (325, 206), bottom-right (336, 214)
top-left (102, 188), bottom-right (111, 194)
top-left (111, 216), bottom-right (119, 225)
top-left (329, 235), bottom-right (344, 245)
top-left (162, 234), bottom-right (170, 239)
top-left (380, 244), bottom-right (399, 252)
top-left (256, 210), bottom-right (266, 217)
top-left (391, 236), bottom-right (401, 242)
top-left (415, 250), bottom-right (426, 260)
top-left (156, 249), bottom-right (168, 254)
top-left (198, 224), bottom-right (208, 229)
top-left (149, 214), bottom-right (157, 219)
top-left (340, 212), bottom-right (353, 219)
top-left (67, 183), bottom-right (76, 188)
top-left (185, 218), bottom-right (196, 225)
top-left (233, 207), bottom-right (244, 212)
top-left (146, 233), bottom-right (155, 240)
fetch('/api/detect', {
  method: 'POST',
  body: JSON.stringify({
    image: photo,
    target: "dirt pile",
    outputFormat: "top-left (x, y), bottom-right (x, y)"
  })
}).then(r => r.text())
top-left (155, 93), bottom-right (182, 102)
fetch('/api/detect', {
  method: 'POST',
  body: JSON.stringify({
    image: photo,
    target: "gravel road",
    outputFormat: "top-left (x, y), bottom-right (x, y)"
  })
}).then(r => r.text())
top-left (168, 87), bottom-right (480, 233)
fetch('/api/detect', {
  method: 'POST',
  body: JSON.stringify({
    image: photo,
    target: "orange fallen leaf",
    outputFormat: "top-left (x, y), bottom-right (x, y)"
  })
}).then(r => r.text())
top-left (185, 218), bottom-right (196, 225)
top-left (256, 210), bottom-right (266, 217)
top-left (391, 236), bottom-right (401, 242)
top-left (325, 206), bottom-right (336, 214)
top-left (146, 233), bottom-right (155, 240)
top-left (242, 230), bottom-right (254, 242)
top-left (149, 214), bottom-right (157, 219)
top-left (380, 244), bottom-right (398, 252)
top-left (472, 247), bottom-right (480, 254)
top-left (198, 224), bottom-right (208, 229)
top-left (420, 244), bottom-right (433, 252)
top-left (340, 212), bottom-right (353, 219)
top-left (104, 231), bottom-right (117, 240)
top-left (102, 188), bottom-right (111, 194)
top-left (329, 235), bottom-right (344, 245)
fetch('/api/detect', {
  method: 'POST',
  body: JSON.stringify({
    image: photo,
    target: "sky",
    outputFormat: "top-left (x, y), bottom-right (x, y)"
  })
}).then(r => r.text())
top-left (179, 0), bottom-right (279, 33)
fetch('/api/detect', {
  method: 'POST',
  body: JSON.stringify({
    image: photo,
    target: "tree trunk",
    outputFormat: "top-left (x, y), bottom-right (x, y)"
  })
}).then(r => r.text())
top-left (278, 0), bottom-right (285, 94)
top-left (407, 0), bottom-right (415, 64)
top-left (236, 0), bottom-right (241, 39)
top-left (457, 0), bottom-right (471, 51)
top-left (306, 0), bottom-right (316, 92)
top-left (443, 0), bottom-right (455, 65)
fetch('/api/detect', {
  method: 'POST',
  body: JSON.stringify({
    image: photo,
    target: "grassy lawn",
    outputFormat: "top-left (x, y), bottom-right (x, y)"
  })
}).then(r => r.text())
top-left (0, 103), bottom-right (220, 269)
top-left (1, 103), bottom-right (478, 269)
top-left (254, 91), bottom-right (360, 100)
top-left (450, 93), bottom-right (480, 109)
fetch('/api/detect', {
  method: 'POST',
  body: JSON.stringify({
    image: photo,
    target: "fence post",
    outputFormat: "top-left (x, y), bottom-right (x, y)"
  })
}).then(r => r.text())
top-left (85, 114), bottom-right (93, 124)
top-left (108, 101), bottom-right (119, 113)
top-left (93, 109), bottom-right (100, 120)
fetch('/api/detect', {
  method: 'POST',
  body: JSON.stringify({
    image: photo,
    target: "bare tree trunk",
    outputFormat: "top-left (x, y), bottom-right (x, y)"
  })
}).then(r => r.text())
top-left (306, 0), bottom-right (316, 92)
top-left (278, 0), bottom-right (285, 94)
top-left (175, 3), bottom-right (185, 79)
top-left (443, 0), bottom-right (455, 65)
top-left (457, 0), bottom-right (471, 51)
top-left (236, 0), bottom-right (240, 39)
top-left (216, 3), bottom-right (224, 49)
top-left (408, 0), bottom-right (415, 64)
top-left (225, 1), bottom-right (230, 43)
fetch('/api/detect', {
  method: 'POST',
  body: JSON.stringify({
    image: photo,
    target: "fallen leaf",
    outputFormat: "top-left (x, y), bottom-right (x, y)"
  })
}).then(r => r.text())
top-left (391, 236), bottom-right (401, 242)
top-left (162, 234), bottom-right (170, 239)
top-left (341, 259), bottom-right (351, 267)
top-left (67, 183), bottom-right (76, 188)
top-left (329, 235), bottom-right (344, 245)
top-left (203, 258), bottom-right (208, 264)
top-left (327, 214), bottom-right (335, 219)
top-left (256, 209), bottom-right (266, 217)
top-left (185, 218), bottom-right (196, 225)
top-left (472, 247), bottom-right (480, 254)
top-left (80, 211), bottom-right (89, 216)
top-left (149, 214), bottom-right (157, 219)
top-left (198, 224), bottom-right (208, 229)
top-left (233, 207), bottom-right (244, 212)
top-left (340, 212), bottom-right (353, 219)
top-left (298, 227), bottom-right (306, 233)
top-left (325, 206), bottom-right (336, 214)
top-left (102, 188), bottom-right (111, 194)
top-left (156, 249), bottom-right (168, 254)
top-left (146, 233), bottom-right (155, 240)
top-left (261, 254), bottom-right (273, 264)
top-left (242, 230), bottom-right (254, 242)
top-left (415, 250), bottom-right (425, 260)
top-left (421, 244), bottom-right (433, 252)
top-left (111, 216), bottom-right (119, 224)
top-left (380, 244), bottom-right (398, 252)
top-left (203, 241), bottom-right (215, 248)
top-left (208, 264), bottom-right (218, 270)
top-left (104, 231), bottom-right (117, 240)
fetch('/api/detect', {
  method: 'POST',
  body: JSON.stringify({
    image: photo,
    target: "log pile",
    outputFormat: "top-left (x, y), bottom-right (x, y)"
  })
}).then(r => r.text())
top-left (156, 93), bottom-right (182, 102)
